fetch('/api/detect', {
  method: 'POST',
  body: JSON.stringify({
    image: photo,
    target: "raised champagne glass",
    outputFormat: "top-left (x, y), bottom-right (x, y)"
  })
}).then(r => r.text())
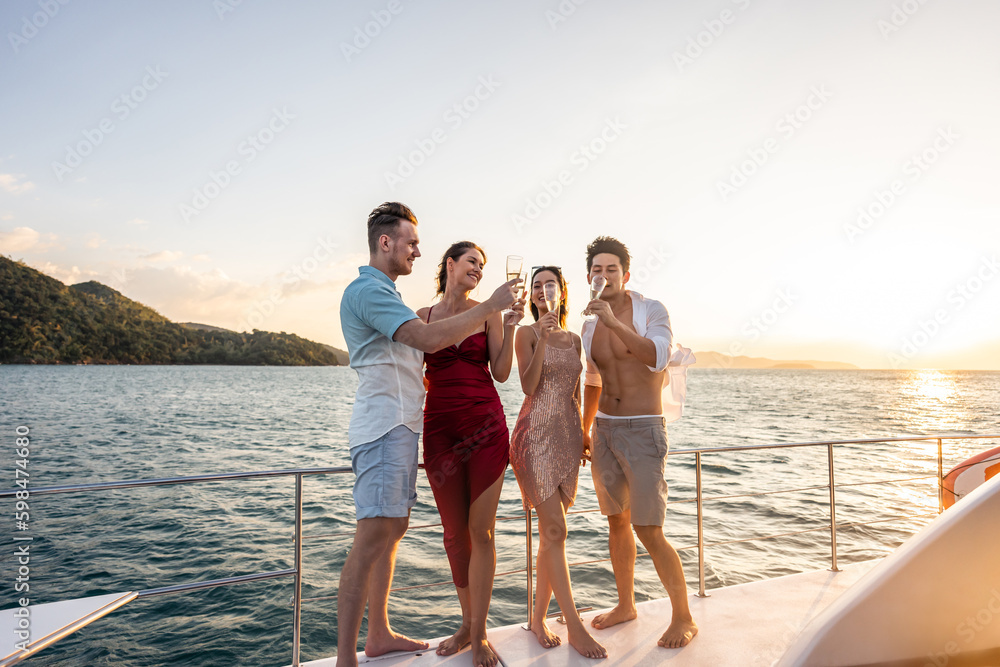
top-left (582, 274), bottom-right (607, 320)
top-left (506, 255), bottom-right (523, 283)
top-left (543, 282), bottom-right (560, 328)
top-left (504, 255), bottom-right (523, 315)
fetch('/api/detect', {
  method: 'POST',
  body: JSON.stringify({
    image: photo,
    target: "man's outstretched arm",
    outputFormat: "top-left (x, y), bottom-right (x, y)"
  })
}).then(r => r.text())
top-left (394, 279), bottom-right (518, 353)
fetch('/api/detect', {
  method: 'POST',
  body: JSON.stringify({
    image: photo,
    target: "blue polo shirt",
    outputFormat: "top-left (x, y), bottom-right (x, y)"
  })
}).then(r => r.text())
top-left (340, 266), bottom-right (424, 447)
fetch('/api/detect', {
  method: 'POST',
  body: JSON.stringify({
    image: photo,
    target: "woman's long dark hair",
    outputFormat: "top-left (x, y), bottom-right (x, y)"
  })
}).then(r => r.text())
top-left (436, 241), bottom-right (487, 295)
top-left (529, 265), bottom-right (568, 329)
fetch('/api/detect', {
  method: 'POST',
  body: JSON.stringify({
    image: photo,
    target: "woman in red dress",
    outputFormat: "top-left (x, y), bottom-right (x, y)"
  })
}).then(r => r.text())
top-left (417, 242), bottom-right (524, 667)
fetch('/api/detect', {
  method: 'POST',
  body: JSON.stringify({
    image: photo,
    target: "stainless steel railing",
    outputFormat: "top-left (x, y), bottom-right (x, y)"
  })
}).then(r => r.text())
top-left (2, 433), bottom-right (997, 665)
top-left (0, 466), bottom-right (349, 666)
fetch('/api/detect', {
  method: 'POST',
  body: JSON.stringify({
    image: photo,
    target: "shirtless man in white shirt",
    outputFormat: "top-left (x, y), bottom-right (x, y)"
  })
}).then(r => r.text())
top-left (581, 236), bottom-right (698, 649)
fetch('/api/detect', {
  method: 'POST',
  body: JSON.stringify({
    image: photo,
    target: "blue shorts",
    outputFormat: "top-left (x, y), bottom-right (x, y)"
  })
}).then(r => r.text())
top-left (350, 425), bottom-right (419, 520)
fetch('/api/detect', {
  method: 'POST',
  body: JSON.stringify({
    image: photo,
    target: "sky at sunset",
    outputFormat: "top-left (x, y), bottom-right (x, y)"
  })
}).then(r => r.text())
top-left (2, 0), bottom-right (999, 369)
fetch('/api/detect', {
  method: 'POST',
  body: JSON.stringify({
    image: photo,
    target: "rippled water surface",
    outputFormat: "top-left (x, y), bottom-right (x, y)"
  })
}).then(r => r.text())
top-left (1, 366), bottom-right (998, 665)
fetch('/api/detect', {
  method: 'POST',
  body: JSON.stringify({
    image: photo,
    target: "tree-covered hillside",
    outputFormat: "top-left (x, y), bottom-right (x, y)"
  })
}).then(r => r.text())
top-left (0, 257), bottom-right (345, 366)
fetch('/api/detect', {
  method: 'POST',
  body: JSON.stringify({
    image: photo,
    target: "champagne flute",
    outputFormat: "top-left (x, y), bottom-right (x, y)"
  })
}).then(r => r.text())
top-left (582, 274), bottom-right (607, 320)
top-left (506, 255), bottom-right (523, 282)
top-left (504, 255), bottom-right (523, 315)
top-left (543, 282), bottom-right (560, 328)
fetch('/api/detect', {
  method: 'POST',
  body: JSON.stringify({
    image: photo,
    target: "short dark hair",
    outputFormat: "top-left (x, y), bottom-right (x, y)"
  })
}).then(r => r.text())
top-left (367, 202), bottom-right (418, 253)
top-left (586, 236), bottom-right (630, 273)
top-left (436, 241), bottom-right (487, 295)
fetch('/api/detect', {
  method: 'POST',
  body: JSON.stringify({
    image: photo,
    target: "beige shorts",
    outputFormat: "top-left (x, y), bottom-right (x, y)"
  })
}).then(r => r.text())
top-left (591, 416), bottom-right (669, 526)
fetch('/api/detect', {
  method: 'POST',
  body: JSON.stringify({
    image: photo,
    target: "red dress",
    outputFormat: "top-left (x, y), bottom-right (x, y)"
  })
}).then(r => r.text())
top-left (423, 323), bottom-right (510, 588)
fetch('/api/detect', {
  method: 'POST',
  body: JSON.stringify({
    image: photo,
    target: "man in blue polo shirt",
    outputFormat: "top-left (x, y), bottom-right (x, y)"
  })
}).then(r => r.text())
top-left (336, 202), bottom-right (519, 666)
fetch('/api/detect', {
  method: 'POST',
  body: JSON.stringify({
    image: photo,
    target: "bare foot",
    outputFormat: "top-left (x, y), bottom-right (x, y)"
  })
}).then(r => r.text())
top-left (529, 617), bottom-right (561, 649)
top-left (590, 603), bottom-right (637, 630)
top-left (363, 629), bottom-right (429, 657)
top-left (657, 617), bottom-right (698, 649)
top-left (568, 624), bottom-right (607, 659)
top-left (470, 638), bottom-right (500, 667)
top-left (436, 624), bottom-right (471, 656)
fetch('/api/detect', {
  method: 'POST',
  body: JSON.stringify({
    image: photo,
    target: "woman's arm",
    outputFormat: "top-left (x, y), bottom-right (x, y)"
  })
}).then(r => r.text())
top-left (517, 311), bottom-right (557, 395)
top-left (573, 333), bottom-right (583, 405)
top-left (487, 312), bottom-right (516, 382)
top-left (487, 294), bottom-right (525, 382)
top-left (515, 326), bottom-right (543, 395)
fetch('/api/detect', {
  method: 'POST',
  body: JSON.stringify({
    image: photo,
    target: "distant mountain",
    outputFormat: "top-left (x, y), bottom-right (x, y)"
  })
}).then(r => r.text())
top-left (180, 322), bottom-right (232, 333)
top-left (321, 343), bottom-right (350, 365)
top-left (693, 351), bottom-right (858, 370)
top-left (0, 257), bottom-right (343, 366)
top-left (182, 322), bottom-right (350, 363)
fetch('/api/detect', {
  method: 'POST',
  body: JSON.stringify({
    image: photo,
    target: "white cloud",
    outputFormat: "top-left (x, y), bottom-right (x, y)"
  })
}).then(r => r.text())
top-left (0, 227), bottom-right (39, 252)
top-left (85, 234), bottom-right (105, 249)
top-left (191, 254), bottom-right (210, 262)
top-left (32, 261), bottom-right (94, 285)
top-left (126, 218), bottom-right (150, 226)
top-left (142, 250), bottom-right (183, 262)
top-left (1, 213), bottom-right (12, 221)
top-left (0, 174), bottom-right (35, 195)
top-left (0, 226), bottom-right (57, 253)
top-left (123, 265), bottom-right (265, 325)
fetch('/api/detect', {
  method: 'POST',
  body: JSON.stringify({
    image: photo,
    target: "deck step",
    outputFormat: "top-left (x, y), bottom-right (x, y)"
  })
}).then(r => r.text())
top-left (0, 592), bottom-right (137, 666)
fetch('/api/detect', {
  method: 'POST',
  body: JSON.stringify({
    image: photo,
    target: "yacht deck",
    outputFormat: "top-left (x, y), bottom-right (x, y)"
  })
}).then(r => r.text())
top-left (299, 560), bottom-right (878, 667)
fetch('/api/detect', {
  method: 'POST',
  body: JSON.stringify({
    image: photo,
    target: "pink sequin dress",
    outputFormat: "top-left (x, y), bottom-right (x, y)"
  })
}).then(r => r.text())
top-left (510, 336), bottom-right (584, 510)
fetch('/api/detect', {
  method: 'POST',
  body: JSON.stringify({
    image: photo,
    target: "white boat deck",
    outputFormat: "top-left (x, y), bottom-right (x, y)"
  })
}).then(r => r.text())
top-left (0, 591), bottom-right (137, 667)
top-left (299, 560), bottom-right (878, 667)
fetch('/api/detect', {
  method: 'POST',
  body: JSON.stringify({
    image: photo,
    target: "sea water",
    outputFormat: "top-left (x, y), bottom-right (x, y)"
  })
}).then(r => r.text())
top-left (1, 366), bottom-right (998, 665)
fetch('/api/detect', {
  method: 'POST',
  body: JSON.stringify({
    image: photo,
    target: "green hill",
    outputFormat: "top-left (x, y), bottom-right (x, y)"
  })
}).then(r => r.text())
top-left (0, 257), bottom-right (344, 366)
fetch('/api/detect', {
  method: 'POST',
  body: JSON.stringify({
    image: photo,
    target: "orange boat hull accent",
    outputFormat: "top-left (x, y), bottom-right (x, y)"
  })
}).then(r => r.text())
top-left (942, 444), bottom-right (1000, 509)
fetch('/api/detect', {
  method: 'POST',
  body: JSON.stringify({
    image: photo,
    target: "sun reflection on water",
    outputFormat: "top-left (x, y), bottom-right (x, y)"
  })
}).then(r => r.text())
top-left (908, 370), bottom-right (957, 404)
top-left (892, 370), bottom-right (970, 435)
top-left (883, 370), bottom-right (980, 466)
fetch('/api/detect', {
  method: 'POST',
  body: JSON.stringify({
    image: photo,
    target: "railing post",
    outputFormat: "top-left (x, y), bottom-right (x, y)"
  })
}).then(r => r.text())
top-left (525, 510), bottom-right (534, 628)
top-left (827, 444), bottom-right (839, 572)
top-left (696, 451), bottom-right (709, 597)
top-left (937, 438), bottom-right (944, 514)
top-left (292, 474), bottom-right (303, 666)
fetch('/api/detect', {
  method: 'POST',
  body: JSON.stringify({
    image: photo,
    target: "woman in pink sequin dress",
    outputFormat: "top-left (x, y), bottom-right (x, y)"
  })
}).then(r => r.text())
top-left (510, 266), bottom-right (607, 659)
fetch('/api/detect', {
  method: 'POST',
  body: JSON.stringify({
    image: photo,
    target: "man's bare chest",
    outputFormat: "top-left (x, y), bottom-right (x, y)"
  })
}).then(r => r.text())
top-left (592, 319), bottom-right (636, 364)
